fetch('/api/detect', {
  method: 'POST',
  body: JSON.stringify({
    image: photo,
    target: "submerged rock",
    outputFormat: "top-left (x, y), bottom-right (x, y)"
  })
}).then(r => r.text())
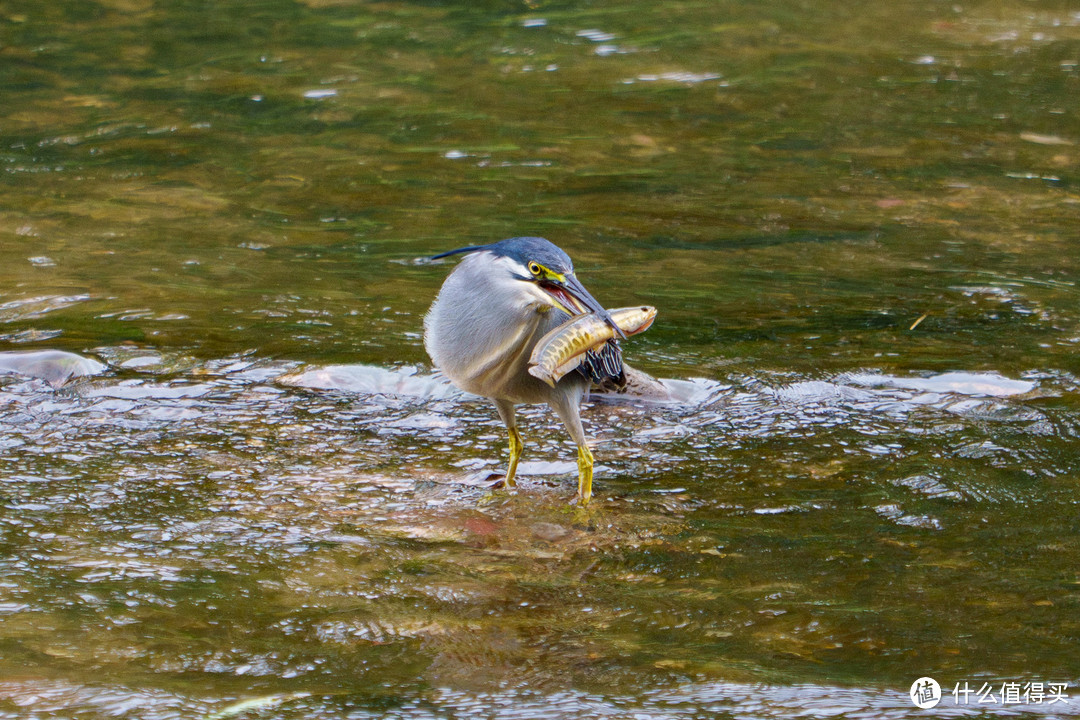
top-left (279, 364), bottom-right (464, 399)
top-left (846, 371), bottom-right (1036, 397)
top-left (591, 364), bottom-right (725, 405)
top-left (0, 350), bottom-right (107, 388)
top-left (282, 361), bottom-right (710, 406)
top-left (605, 364), bottom-right (673, 400)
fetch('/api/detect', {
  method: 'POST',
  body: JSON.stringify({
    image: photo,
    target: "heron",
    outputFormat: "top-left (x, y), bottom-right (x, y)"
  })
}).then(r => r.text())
top-left (424, 236), bottom-right (628, 505)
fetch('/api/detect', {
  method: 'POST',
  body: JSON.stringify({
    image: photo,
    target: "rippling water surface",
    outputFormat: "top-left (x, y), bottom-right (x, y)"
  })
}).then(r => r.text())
top-left (2, 0), bottom-right (1079, 717)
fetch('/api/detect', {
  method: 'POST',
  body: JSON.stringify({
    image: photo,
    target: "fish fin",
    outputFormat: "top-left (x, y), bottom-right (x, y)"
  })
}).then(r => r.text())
top-left (575, 340), bottom-right (625, 389)
top-left (527, 364), bottom-right (558, 388)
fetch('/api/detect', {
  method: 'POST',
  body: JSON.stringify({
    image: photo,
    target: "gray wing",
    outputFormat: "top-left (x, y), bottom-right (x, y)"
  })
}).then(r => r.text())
top-left (575, 339), bottom-right (626, 391)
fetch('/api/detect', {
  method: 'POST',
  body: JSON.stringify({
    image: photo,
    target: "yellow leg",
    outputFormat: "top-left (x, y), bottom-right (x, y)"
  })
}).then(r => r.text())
top-left (505, 426), bottom-right (523, 487)
top-left (576, 444), bottom-right (594, 505)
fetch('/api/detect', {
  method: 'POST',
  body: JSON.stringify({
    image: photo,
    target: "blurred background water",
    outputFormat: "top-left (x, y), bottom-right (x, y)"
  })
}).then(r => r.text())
top-left (1, 0), bottom-right (1079, 717)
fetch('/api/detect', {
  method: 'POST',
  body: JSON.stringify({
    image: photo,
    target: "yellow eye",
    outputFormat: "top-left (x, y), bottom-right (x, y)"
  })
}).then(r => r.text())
top-left (528, 261), bottom-right (542, 276)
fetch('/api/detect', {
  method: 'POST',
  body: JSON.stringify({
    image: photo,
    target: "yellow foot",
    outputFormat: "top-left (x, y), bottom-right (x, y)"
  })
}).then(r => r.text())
top-left (505, 426), bottom-right (523, 488)
top-left (575, 444), bottom-right (594, 506)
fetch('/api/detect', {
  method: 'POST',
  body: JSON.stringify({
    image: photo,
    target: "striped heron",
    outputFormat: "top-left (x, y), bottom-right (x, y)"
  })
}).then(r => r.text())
top-left (424, 237), bottom-right (627, 505)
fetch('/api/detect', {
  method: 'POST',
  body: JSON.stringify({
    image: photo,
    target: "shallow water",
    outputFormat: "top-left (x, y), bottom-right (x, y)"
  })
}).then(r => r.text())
top-left (2, 0), bottom-right (1080, 717)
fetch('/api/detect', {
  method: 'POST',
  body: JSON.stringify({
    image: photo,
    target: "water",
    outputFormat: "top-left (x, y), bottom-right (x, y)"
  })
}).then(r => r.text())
top-left (2, 0), bottom-right (1080, 717)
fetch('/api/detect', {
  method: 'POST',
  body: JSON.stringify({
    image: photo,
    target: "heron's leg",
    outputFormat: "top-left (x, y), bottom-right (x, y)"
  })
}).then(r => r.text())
top-left (494, 399), bottom-right (522, 487)
top-left (549, 387), bottom-right (593, 505)
top-left (576, 443), bottom-right (594, 506)
top-left (505, 426), bottom-right (524, 487)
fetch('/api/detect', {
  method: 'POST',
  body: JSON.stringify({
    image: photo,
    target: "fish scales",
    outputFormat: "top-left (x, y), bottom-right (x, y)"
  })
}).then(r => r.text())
top-left (528, 306), bottom-right (656, 387)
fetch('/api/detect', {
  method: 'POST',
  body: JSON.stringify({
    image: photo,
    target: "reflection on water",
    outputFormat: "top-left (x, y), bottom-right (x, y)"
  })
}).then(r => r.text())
top-left (2, 357), bottom-right (1078, 717)
top-left (3, 0), bottom-right (1080, 716)
top-left (11, 674), bottom-right (1079, 719)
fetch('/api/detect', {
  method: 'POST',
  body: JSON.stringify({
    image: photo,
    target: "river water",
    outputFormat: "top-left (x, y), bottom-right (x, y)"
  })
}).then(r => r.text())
top-left (1, 0), bottom-right (1079, 718)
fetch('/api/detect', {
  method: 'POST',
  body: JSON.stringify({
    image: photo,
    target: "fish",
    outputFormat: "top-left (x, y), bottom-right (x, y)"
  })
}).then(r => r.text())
top-left (528, 305), bottom-right (656, 387)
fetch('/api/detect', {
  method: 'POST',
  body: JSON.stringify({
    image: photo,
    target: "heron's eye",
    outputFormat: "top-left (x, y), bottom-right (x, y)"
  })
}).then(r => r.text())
top-left (528, 261), bottom-right (542, 276)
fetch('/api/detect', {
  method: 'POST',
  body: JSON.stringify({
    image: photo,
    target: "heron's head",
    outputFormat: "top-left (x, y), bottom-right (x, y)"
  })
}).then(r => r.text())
top-left (431, 236), bottom-right (624, 337)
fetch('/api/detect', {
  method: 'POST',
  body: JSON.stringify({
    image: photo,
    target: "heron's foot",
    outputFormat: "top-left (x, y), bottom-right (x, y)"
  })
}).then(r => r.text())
top-left (575, 444), bottom-right (594, 506)
top-left (505, 426), bottom-right (523, 488)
